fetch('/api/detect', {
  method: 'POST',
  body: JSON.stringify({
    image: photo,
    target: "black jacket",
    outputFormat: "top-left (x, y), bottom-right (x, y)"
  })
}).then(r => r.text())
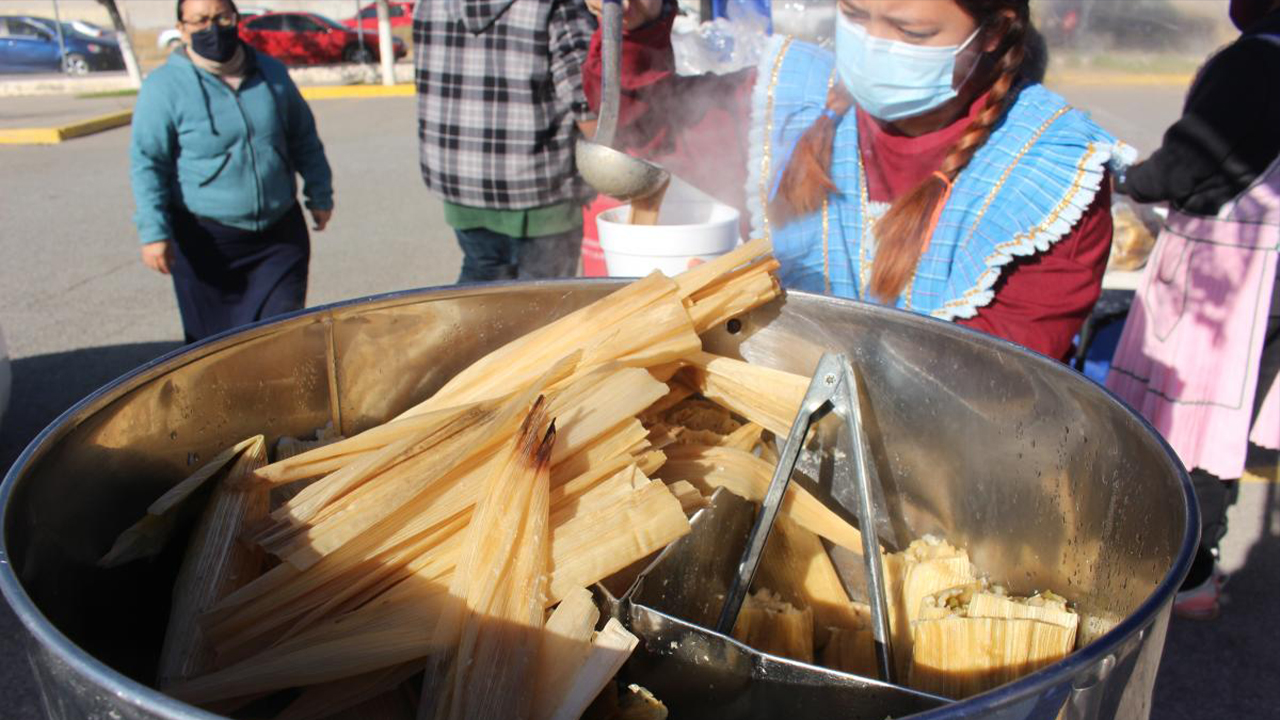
top-left (1117, 11), bottom-right (1280, 216)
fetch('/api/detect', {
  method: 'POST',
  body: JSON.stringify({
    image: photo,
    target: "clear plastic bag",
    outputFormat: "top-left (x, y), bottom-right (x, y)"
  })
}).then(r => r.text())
top-left (672, 0), bottom-right (772, 75)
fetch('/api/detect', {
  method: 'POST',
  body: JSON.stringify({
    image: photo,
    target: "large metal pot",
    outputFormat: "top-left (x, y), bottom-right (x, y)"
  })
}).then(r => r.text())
top-left (0, 282), bottom-right (1195, 720)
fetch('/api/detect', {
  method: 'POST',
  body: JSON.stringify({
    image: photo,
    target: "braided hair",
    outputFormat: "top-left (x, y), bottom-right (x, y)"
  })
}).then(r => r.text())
top-left (770, 0), bottom-right (1031, 303)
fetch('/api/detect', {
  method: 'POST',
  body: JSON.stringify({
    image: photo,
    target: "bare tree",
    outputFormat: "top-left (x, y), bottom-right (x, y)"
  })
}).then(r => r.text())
top-left (97, 0), bottom-right (142, 87)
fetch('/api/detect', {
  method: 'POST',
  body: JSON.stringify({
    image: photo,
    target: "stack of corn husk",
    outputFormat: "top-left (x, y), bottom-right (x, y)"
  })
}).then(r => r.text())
top-left (100, 239), bottom-right (848, 719)
top-left (100, 236), bottom-right (1078, 716)
top-left (891, 537), bottom-right (1079, 699)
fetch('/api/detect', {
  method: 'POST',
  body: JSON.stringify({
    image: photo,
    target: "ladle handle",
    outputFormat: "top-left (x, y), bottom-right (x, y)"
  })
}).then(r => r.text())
top-left (595, 0), bottom-right (623, 148)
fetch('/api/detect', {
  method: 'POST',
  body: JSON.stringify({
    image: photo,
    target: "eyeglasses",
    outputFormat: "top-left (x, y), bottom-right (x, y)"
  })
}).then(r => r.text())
top-left (181, 11), bottom-right (238, 30)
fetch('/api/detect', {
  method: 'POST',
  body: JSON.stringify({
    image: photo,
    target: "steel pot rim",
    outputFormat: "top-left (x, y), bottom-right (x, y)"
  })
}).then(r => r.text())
top-left (0, 280), bottom-right (1198, 719)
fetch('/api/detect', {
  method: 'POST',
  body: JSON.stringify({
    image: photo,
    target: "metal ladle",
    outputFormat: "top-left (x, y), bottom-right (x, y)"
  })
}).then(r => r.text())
top-left (575, 0), bottom-right (671, 201)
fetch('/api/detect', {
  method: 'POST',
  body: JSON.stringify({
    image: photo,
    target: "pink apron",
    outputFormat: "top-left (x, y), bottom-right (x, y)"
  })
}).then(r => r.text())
top-left (1107, 156), bottom-right (1280, 480)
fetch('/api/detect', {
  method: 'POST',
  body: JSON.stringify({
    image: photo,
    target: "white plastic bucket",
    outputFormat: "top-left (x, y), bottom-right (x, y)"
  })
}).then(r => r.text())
top-left (596, 200), bottom-right (741, 277)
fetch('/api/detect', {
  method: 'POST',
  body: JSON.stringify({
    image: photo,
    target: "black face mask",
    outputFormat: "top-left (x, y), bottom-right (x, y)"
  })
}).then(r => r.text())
top-left (190, 23), bottom-right (240, 63)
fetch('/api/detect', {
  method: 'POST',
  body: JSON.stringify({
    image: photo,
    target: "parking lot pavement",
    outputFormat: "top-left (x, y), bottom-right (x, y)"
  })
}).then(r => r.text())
top-left (0, 83), bottom-right (1277, 720)
top-left (0, 93), bottom-right (135, 130)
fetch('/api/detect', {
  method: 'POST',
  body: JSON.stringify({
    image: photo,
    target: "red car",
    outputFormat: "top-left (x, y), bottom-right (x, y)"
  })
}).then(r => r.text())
top-left (239, 11), bottom-right (407, 65)
top-left (342, 2), bottom-right (415, 32)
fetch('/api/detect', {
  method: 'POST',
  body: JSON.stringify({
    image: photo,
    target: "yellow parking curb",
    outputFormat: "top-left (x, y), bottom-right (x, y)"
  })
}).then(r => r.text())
top-left (1241, 464), bottom-right (1280, 484)
top-left (299, 83), bottom-right (414, 100)
top-left (1045, 70), bottom-right (1194, 87)
top-left (0, 109), bottom-right (133, 146)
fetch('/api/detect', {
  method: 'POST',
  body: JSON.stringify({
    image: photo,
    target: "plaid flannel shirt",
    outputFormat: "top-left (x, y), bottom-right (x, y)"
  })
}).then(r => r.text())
top-left (414, 0), bottom-right (595, 210)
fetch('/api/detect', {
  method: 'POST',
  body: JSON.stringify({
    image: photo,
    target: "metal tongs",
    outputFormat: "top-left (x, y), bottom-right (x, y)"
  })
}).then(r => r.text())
top-left (715, 352), bottom-right (897, 684)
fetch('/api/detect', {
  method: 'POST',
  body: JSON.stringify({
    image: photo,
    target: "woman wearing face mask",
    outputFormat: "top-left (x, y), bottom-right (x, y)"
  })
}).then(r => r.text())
top-left (583, 0), bottom-right (1131, 361)
top-left (130, 0), bottom-right (334, 343)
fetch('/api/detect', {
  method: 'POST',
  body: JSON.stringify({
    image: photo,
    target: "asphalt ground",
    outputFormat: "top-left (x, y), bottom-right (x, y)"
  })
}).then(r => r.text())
top-left (1, 83), bottom-right (1276, 720)
top-left (0, 93), bottom-right (134, 130)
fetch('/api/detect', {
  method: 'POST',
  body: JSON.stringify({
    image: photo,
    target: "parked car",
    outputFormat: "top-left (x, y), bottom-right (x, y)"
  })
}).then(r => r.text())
top-left (0, 16), bottom-right (124, 75)
top-left (156, 6), bottom-right (266, 51)
top-left (341, 2), bottom-right (415, 32)
top-left (239, 12), bottom-right (407, 65)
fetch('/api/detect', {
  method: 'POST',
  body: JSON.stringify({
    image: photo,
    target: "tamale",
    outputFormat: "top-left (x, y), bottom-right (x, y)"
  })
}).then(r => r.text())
top-left (821, 624), bottom-right (877, 677)
top-left (157, 435), bottom-right (268, 689)
top-left (731, 589), bottom-right (815, 663)
top-left (98, 435), bottom-right (261, 568)
top-left (909, 616), bottom-right (1076, 698)
top-left (661, 398), bottom-right (741, 435)
top-left (883, 537), bottom-right (976, 679)
top-left (755, 515), bottom-right (865, 651)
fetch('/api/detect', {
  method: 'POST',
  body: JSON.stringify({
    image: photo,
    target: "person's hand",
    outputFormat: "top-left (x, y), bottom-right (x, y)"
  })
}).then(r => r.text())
top-left (310, 207), bottom-right (333, 231)
top-left (584, 0), bottom-right (665, 31)
top-left (140, 240), bottom-right (174, 275)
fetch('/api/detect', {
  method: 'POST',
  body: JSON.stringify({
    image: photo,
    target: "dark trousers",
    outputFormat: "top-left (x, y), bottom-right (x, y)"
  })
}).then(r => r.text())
top-left (454, 226), bottom-right (582, 283)
top-left (170, 204), bottom-right (310, 344)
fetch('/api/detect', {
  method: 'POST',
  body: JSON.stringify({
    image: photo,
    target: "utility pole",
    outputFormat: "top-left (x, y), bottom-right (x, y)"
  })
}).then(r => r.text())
top-left (375, 0), bottom-right (394, 85)
top-left (96, 0), bottom-right (142, 87)
top-left (50, 0), bottom-right (69, 72)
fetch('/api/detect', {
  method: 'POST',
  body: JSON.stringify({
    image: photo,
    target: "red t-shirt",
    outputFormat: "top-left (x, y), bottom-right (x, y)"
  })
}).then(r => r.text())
top-left (856, 103), bottom-right (1114, 361)
top-left (585, 13), bottom-right (1113, 361)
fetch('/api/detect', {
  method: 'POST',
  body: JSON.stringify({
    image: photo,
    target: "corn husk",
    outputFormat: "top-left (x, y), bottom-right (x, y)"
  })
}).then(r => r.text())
top-left (909, 616), bottom-right (1076, 698)
top-left (683, 352), bottom-right (808, 438)
top-left (163, 243), bottom-right (786, 708)
top-left (657, 444), bottom-right (864, 553)
top-left (421, 399), bottom-right (556, 720)
top-left (98, 435), bottom-right (262, 568)
top-left (967, 592), bottom-right (1079, 632)
top-left (755, 515), bottom-right (865, 652)
top-left (180, 473), bottom-right (687, 704)
top-left (821, 624), bottom-right (877, 677)
top-left (731, 589), bottom-right (814, 663)
top-left (275, 663), bottom-right (422, 720)
top-left (157, 435), bottom-right (268, 689)
top-left (685, 257), bottom-right (782, 334)
top-left (884, 537), bottom-right (976, 678)
top-left (541, 618), bottom-right (639, 720)
top-left (667, 480), bottom-right (708, 516)
top-left (531, 587), bottom-right (602, 720)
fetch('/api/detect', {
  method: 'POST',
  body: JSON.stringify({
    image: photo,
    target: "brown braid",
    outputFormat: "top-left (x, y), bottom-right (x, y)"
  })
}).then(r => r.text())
top-left (767, 85), bottom-right (855, 226)
top-left (868, 10), bottom-right (1029, 301)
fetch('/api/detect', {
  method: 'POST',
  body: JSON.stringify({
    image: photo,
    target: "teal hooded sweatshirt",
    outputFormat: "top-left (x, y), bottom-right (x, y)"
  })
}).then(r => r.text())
top-left (130, 47), bottom-right (333, 245)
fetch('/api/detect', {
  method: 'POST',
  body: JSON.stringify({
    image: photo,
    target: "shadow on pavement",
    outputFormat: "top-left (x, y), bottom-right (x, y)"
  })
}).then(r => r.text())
top-left (1153, 480), bottom-right (1280, 718)
top-left (0, 341), bottom-right (180, 720)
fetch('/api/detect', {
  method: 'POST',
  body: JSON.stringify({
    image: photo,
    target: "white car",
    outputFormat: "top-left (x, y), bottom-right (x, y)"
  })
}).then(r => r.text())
top-left (0, 323), bottom-right (10, 429)
top-left (156, 6), bottom-right (267, 50)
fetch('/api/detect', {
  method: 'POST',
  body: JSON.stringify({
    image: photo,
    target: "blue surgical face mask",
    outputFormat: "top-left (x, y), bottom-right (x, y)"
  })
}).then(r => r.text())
top-left (835, 13), bottom-right (982, 122)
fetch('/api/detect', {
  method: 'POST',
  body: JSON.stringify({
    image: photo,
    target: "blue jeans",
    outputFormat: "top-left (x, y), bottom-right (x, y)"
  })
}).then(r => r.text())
top-left (454, 226), bottom-right (582, 283)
